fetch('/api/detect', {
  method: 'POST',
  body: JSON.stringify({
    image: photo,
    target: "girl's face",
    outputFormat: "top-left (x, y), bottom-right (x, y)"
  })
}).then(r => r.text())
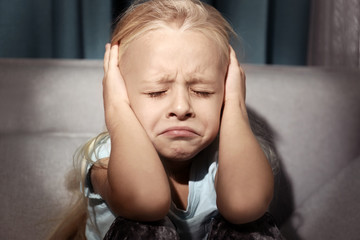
top-left (120, 28), bottom-right (227, 161)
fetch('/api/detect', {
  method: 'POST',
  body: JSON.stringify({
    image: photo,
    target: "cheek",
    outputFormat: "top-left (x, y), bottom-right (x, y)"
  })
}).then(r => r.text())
top-left (129, 99), bottom-right (162, 130)
top-left (131, 102), bottom-right (150, 121)
top-left (197, 99), bottom-right (223, 128)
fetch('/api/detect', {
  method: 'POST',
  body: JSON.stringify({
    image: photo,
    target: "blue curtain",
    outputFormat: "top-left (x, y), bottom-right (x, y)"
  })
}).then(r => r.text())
top-left (213, 0), bottom-right (310, 64)
top-left (0, 0), bottom-right (111, 58)
top-left (0, 0), bottom-right (310, 65)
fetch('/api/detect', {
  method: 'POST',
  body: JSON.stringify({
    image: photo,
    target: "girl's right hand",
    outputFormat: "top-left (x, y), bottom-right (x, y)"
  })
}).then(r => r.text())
top-left (103, 43), bottom-right (130, 133)
top-left (97, 44), bottom-right (171, 222)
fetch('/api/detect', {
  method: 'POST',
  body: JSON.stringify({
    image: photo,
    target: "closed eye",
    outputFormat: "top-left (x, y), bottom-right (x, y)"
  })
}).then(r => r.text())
top-left (192, 90), bottom-right (213, 98)
top-left (146, 91), bottom-right (167, 98)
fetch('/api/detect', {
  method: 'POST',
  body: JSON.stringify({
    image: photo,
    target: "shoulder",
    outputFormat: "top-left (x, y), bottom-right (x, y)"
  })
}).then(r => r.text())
top-left (91, 134), bottom-right (111, 161)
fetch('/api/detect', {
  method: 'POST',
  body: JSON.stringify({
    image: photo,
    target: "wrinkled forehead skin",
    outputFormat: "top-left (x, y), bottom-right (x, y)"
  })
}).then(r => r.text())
top-left (118, 23), bottom-right (230, 69)
top-left (119, 27), bottom-right (228, 86)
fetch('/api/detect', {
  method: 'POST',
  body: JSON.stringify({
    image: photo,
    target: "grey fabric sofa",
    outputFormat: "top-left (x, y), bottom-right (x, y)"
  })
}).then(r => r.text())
top-left (1, 59), bottom-right (359, 240)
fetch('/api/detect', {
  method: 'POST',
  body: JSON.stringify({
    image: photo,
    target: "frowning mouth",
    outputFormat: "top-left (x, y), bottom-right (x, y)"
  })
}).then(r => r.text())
top-left (161, 126), bottom-right (199, 138)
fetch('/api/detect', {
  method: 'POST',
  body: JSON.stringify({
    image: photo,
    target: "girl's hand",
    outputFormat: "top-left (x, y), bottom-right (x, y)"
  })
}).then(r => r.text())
top-left (103, 43), bottom-right (130, 132)
top-left (217, 46), bottom-right (274, 224)
top-left (99, 44), bottom-right (171, 221)
top-left (224, 46), bottom-right (247, 115)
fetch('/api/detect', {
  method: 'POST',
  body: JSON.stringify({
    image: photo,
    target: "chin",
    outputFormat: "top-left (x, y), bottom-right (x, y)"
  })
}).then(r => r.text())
top-left (154, 136), bottom-right (217, 162)
top-left (159, 149), bottom-right (198, 162)
top-left (157, 144), bottom-right (204, 162)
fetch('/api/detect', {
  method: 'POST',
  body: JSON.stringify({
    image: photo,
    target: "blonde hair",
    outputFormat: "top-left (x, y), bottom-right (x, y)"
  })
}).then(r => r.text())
top-left (47, 132), bottom-right (109, 240)
top-left (48, 0), bottom-right (278, 239)
top-left (112, 0), bottom-right (235, 65)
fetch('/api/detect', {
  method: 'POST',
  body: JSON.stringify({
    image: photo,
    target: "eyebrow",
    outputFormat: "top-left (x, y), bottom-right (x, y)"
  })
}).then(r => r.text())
top-left (186, 75), bottom-right (219, 85)
top-left (186, 77), bottom-right (208, 84)
top-left (143, 72), bottom-right (217, 85)
top-left (143, 74), bottom-right (174, 84)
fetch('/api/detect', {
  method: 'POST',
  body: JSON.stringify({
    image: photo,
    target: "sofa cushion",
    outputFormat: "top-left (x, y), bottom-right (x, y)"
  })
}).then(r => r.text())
top-left (0, 133), bottom-right (90, 240)
top-left (281, 155), bottom-right (360, 239)
top-left (0, 59), bottom-right (359, 240)
top-left (0, 59), bottom-right (105, 134)
top-left (245, 65), bottom-right (360, 239)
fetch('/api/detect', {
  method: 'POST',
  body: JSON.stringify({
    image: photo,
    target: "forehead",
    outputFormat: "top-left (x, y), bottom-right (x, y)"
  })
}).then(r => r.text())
top-left (120, 28), bottom-right (226, 82)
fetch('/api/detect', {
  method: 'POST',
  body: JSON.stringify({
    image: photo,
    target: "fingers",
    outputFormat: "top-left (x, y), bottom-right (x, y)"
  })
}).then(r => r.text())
top-left (103, 43), bottom-right (120, 75)
top-left (229, 45), bottom-right (238, 66)
top-left (239, 65), bottom-right (246, 101)
top-left (227, 46), bottom-right (241, 80)
top-left (232, 46), bottom-right (246, 101)
top-left (102, 41), bottom-right (129, 108)
top-left (109, 44), bottom-right (120, 69)
top-left (103, 43), bottom-right (111, 73)
top-left (225, 45), bottom-right (246, 102)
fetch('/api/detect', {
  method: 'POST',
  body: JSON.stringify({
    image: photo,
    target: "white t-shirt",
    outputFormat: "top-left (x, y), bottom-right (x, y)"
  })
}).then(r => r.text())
top-left (84, 137), bottom-right (219, 240)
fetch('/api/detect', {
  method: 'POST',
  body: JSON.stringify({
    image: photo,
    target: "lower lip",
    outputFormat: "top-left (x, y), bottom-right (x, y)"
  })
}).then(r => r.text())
top-left (162, 130), bottom-right (198, 138)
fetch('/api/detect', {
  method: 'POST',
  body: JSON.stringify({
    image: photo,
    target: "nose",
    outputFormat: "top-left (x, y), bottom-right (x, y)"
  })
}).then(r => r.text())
top-left (166, 88), bottom-right (195, 120)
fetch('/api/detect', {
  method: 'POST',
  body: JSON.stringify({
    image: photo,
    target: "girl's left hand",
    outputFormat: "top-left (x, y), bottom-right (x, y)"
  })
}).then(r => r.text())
top-left (224, 46), bottom-right (247, 110)
top-left (217, 47), bottom-right (274, 225)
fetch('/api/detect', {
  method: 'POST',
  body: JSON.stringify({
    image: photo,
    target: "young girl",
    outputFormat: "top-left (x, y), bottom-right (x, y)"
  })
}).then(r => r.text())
top-left (49, 0), bottom-right (282, 239)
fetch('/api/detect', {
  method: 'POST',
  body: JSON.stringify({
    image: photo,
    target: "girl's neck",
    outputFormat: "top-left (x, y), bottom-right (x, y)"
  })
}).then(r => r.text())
top-left (164, 160), bottom-right (192, 210)
top-left (162, 158), bottom-right (192, 184)
top-left (161, 138), bottom-right (219, 183)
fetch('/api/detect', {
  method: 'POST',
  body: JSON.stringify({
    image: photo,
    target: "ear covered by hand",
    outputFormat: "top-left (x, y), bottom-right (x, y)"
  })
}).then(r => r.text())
top-left (224, 46), bottom-right (246, 106)
top-left (102, 43), bottom-right (130, 132)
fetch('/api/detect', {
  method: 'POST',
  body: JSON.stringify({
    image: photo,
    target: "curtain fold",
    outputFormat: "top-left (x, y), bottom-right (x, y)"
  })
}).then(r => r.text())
top-left (0, 0), bottom-right (311, 65)
top-left (270, 0), bottom-right (310, 65)
top-left (0, 0), bottom-right (52, 58)
top-left (215, 0), bottom-right (269, 64)
top-left (0, 0), bottom-right (111, 59)
top-left (82, 0), bottom-right (112, 58)
top-left (307, 0), bottom-right (360, 68)
top-left (52, 0), bottom-right (83, 58)
top-left (214, 0), bottom-right (310, 65)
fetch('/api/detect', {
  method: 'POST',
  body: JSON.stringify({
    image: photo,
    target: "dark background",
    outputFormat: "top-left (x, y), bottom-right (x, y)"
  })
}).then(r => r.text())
top-left (0, 0), bottom-right (310, 65)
